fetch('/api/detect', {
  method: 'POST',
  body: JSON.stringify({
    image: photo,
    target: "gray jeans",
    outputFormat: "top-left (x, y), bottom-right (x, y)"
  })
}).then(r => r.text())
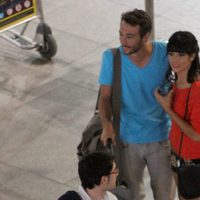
top-left (122, 140), bottom-right (175, 200)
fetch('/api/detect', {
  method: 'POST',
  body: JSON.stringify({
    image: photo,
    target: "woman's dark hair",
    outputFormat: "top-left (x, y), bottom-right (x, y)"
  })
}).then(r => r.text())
top-left (78, 152), bottom-right (114, 189)
top-left (167, 31), bottom-right (200, 83)
top-left (121, 9), bottom-right (152, 38)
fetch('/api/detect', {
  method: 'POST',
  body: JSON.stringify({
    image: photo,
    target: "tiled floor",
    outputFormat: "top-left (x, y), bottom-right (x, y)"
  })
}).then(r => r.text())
top-left (0, 0), bottom-right (199, 199)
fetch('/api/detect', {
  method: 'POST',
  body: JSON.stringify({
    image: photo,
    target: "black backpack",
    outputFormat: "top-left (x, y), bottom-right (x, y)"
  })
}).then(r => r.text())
top-left (58, 190), bottom-right (82, 200)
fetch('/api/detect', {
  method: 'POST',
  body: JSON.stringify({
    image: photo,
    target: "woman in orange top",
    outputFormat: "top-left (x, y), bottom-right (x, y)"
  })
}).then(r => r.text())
top-left (155, 31), bottom-right (200, 200)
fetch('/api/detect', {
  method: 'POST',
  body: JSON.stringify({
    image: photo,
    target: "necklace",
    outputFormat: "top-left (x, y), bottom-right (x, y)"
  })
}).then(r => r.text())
top-left (175, 82), bottom-right (191, 89)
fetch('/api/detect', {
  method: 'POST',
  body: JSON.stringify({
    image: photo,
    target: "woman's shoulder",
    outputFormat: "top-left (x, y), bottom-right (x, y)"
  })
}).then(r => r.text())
top-left (191, 81), bottom-right (200, 98)
top-left (193, 80), bottom-right (200, 89)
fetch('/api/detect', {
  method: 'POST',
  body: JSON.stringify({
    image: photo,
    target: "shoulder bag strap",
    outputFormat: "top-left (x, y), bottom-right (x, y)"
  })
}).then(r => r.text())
top-left (178, 85), bottom-right (192, 158)
top-left (94, 89), bottom-right (101, 114)
top-left (94, 48), bottom-right (121, 135)
top-left (111, 48), bottom-right (121, 135)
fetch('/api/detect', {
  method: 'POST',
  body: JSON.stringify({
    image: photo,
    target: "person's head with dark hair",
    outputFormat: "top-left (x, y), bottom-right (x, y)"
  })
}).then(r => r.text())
top-left (57, 152), bottom-right (118, 200)
top-left (119, 9), bottom-right (152, 55)
top-left (121, 9), bottom-right (152, 38)
top-left (78, 152), bottom-right (117, 190)
top-left (167, 31), bottom-right (200, 83)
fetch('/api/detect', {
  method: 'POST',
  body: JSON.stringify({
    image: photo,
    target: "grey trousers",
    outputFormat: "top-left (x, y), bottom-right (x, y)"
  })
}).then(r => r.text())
top-left (121, 140), bottom-right (175, 200)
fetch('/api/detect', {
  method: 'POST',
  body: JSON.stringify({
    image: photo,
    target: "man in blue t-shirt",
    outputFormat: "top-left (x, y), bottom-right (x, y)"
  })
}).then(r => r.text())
top-left (98, 9), bottom-right (175, 200)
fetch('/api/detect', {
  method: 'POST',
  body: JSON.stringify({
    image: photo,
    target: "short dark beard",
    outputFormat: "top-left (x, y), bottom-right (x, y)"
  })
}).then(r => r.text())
top-left (126, 46), bottom-right (141, 55)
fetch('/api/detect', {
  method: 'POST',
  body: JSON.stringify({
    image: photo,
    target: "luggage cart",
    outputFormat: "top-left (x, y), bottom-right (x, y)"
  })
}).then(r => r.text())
top-left (0, 0), bottom-right (57, 59)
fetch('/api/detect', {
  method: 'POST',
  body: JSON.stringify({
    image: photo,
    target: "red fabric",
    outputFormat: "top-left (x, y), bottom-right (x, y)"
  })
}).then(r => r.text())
top-left (169, 81), bottom-right (200, 159)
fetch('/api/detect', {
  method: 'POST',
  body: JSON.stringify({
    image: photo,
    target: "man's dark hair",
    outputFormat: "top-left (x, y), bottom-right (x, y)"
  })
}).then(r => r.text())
top-left (167, 31), bottom-right (200, 83)
top-left (121, 9), bottom-right (152, 38)
top-left (78, 152), bottom-right (114, 189)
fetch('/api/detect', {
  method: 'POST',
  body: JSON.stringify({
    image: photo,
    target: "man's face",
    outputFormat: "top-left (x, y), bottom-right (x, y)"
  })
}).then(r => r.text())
top-left (119, 21), bottom-right (144, 55)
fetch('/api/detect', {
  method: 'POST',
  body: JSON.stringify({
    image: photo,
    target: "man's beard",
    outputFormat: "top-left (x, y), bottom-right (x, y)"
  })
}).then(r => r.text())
top-left (126, 46), bottom-right (141, 56)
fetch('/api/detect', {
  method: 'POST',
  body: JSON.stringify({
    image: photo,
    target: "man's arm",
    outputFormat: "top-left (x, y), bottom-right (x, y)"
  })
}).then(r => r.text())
top-left (99, 85), bottom-right (116, 145)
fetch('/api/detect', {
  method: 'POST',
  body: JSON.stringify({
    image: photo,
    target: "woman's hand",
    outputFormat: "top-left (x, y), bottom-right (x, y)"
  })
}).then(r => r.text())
top-left (154, 88), bottom-right (174, 113)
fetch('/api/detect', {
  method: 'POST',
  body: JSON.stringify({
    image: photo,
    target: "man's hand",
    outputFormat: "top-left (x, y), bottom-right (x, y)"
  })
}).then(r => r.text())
top-left (100, 122), bottom-right (116, 146)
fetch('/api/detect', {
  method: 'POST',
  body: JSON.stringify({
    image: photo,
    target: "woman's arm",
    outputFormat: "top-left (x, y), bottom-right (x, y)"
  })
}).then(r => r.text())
top-left (154, 89), bottom-right (200, 142)
top-left (167, 109), bottom-right (200, 142)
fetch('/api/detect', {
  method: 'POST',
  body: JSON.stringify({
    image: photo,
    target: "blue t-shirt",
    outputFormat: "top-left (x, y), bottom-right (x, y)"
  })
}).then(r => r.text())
top-left (98, 41), bottom-right (171, 143)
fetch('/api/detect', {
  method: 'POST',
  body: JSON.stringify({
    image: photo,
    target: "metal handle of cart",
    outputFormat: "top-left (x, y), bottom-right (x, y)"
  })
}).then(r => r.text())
top-left (0, 0), bottom-right (57, 59)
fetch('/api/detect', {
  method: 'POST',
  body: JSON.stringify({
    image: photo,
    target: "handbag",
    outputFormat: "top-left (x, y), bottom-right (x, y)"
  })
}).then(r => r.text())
top-left (177, 164), bottom-right (200, 199)
top-left (77, 48), bottom-right (121, 160)
top-left (76, 113), bottom-right (110, 159)
top-left (176, 84), bottom-right (200, 199)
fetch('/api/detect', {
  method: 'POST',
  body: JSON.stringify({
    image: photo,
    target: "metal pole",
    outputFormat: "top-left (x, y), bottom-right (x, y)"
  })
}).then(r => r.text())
top-left (36, 0), bottom-right (45, 23)
top-left (145, 0), bottom-right (154, 40)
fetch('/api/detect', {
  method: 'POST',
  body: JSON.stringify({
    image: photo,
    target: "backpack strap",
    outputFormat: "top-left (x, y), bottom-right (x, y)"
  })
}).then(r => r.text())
top-left (58, 190), bottom-right (82, 200)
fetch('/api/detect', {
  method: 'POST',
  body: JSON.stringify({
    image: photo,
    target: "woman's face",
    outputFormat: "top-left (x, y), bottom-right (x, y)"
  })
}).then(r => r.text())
top-left (168, 52), bottom-right (195, 74)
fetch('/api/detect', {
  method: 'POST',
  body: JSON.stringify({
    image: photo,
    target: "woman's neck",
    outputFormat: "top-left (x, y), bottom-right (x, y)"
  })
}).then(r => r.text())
top-left (176, 78), bottom-right (191, 88)
top-left (176, 71), bottom-right (191, 88)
